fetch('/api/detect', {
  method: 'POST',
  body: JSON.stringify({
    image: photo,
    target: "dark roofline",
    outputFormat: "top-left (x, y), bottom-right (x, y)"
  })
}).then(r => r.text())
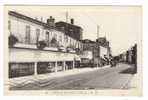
top-left (9, 11), bottom-right (63, 31)
top-left (81, 38), bottom-right (110, 48)
top-left (9, 11), bottom-right (45, 26)
top-left (55, 21), bottom-right (82, 29)
top-left (81, 39), bottom-right (96, 43)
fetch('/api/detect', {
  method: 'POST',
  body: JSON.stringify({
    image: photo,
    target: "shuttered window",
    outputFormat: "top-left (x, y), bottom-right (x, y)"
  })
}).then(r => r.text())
top-left (36, 29), bottom-right (40, 43)
top-left (46, 32), bottom-right (49, 46)
top-left (8, 20), bottom-right (11, 32)
top-left (25, 25), bottom-right (31, 44)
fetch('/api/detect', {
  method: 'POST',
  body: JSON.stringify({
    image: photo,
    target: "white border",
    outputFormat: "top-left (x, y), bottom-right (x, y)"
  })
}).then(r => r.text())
top-left (0, 0), bottom-right (144, 5)
top-left (0, 0), bottom-right (147, 100)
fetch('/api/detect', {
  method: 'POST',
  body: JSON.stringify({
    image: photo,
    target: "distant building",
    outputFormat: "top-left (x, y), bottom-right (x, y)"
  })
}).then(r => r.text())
top-left (8, 11), bottom-right (82, 78)
top-left (116, 44), bottom-right (137, 73)
top-left (117, 44), bottom-right (137, 65)
top-left (96, 37), bottom-right (111, 58)
top-left (55, 19), bottom-right (83, 41)
top-left (80, 37), bottom-right (111, 67)
top-left (80, 39), bottom-right (97, 67)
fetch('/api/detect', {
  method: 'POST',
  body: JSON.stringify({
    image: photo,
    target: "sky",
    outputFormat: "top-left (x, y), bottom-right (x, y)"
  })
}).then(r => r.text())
top-left (5, 5), bottom-right (142, 55)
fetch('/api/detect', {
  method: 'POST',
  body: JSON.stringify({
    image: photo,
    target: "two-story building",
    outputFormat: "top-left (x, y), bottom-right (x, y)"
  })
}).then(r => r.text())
top-left (8, 11), bottom-right (82, 78)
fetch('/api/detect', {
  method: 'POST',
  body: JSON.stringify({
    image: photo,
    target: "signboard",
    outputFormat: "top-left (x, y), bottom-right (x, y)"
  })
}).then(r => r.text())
top-left (100, 46), bottom-right (108, 58)
top-left (81, 50), bottom-right (93, 60)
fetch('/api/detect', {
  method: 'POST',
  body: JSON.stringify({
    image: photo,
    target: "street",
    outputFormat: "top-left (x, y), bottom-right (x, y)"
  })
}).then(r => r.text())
top-left (10, 63), bottom-right (134, 90)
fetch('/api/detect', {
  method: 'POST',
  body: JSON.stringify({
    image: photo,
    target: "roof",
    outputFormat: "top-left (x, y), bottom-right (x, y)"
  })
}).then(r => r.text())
top-left (9, 11), bottom-right (62, 31)
top-left (9, 11), bottom-right (45, 26)
top-left (9, 11), bottom-right (83, 42)
top-left (55, 21), bottom-right (82, 29)
top-left (81, 39), bottom-right (96, 44)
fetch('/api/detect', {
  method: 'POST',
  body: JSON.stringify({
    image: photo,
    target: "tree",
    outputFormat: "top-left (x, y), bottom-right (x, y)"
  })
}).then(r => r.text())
top-left (50, 37), bottom-right (58, 47)
top-left (51, 37), bottom-right (56, 44)
top-left (9, 34), bottom-right (18, 47)
top-left (37, 40), bottom-right (47, 49)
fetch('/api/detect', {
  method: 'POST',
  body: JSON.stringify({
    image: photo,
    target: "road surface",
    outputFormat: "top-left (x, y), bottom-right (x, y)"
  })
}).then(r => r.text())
top-left (10, 63), bottom-right (134, 90)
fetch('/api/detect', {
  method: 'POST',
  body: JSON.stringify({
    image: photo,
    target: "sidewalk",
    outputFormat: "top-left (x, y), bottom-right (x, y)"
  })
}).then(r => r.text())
top-left (8, 65), bottom-right (110, 87)
top-left (129, 74), bottom-right (137, 89)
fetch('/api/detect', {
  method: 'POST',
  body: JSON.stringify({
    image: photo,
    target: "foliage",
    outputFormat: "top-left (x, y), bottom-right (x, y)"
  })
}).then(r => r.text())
top-left (9, 34), bottom-right (18, 47)
top-left (37, 40), bottom-right (47, 49)
top-left (50, 37), bottom-right (59, 47)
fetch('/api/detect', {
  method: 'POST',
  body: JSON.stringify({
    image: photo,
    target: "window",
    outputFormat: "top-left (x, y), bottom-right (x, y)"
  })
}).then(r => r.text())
top-left (36, 29), bottom-right (40, 43)
top-left (75, 42), bottom-right (78, 48)
top-left (37, 62), bottom-right (55, 74)
top-left (46, 32), bottom-right (49, 46)
top-left (64, 35), bottom-right (68, 42)
top-left (70, 29), bottom-right (74, 34)
top-left (9, 63), bottom-right (34, 78)
top-left (25, 25), bottom-right (31, 44)
top-left (8, 20), bottom-right (11, 32)
top-left (54, 34), bottom-right (57, 40)
top-left (59, 35), bottom-right (62, 42)
top-left (69, 38), bottom-right (71, 46)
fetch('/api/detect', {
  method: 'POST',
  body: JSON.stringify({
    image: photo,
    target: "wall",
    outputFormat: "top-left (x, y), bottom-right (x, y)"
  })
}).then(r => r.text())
top-left (9, 15), bottom-right (45, 44)
top-left (80, 50), bottom-right (93, 60)
top-left (100, 46), bottom-right (108, 58)
top-left (8, 14), bottom-right (82, 50)
top-left (9, 48), bottom-right (80, 63)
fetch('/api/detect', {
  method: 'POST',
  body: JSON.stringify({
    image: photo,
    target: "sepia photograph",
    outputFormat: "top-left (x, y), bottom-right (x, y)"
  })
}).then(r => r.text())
top-left (3, 5), bottom-right (142, 96)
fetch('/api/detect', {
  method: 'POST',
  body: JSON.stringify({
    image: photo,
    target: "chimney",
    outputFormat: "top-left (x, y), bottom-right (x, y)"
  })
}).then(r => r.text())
top-left (70, 18), bottom-right (74, 24)
top-left (47, 16), bottom-right (55, 23)
top-left (47, 16), bottom-right (55, 27)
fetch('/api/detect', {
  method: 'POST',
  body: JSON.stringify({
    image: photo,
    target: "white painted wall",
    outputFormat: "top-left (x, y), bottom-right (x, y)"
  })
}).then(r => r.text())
top-left (9, 14), bottom-right (82, 50)
top-left (9, 15), bottom-right (45, 44)
top-left (80, 50), bottom-right (93, 60)
top-left (9, 48), bottom-right (79, 62)
top-left (100, 46), bottom-right (108, 58)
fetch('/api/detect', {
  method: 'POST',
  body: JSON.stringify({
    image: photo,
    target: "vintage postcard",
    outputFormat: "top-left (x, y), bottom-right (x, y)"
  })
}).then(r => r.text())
top-left (4, 5), bottom-right (142, 96)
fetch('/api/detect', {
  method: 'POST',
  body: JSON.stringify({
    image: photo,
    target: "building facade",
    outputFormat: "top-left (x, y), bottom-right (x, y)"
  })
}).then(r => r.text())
top-left (96, 37), bottom-right (111, 58)
top-left (8, 11), bottom-right (82, 78)
top-left (55, 19), bottom-right (83, 41)
top-left (115, 44), bottom-right (137, 73)
top-left (81, 37), bottom-right (111, 67)
top-left (80, 39), bottom-right (97, 67)
top-left (118, 44), bottom-right (137, 65)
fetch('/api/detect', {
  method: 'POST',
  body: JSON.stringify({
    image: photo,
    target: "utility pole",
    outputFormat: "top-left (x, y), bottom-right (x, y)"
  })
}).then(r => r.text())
top-left (97, 25), bottom-right (100, 67)
top-left (66, 11), bottom-right (68, 23)
top-left (97, 25), bottom-right (99, 39)
top-left (65, 11), bottom-right (69, 42)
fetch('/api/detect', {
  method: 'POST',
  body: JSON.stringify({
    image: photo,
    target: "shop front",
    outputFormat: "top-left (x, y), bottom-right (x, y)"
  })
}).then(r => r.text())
top-left (9, 47), bottom-right (80, 78)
